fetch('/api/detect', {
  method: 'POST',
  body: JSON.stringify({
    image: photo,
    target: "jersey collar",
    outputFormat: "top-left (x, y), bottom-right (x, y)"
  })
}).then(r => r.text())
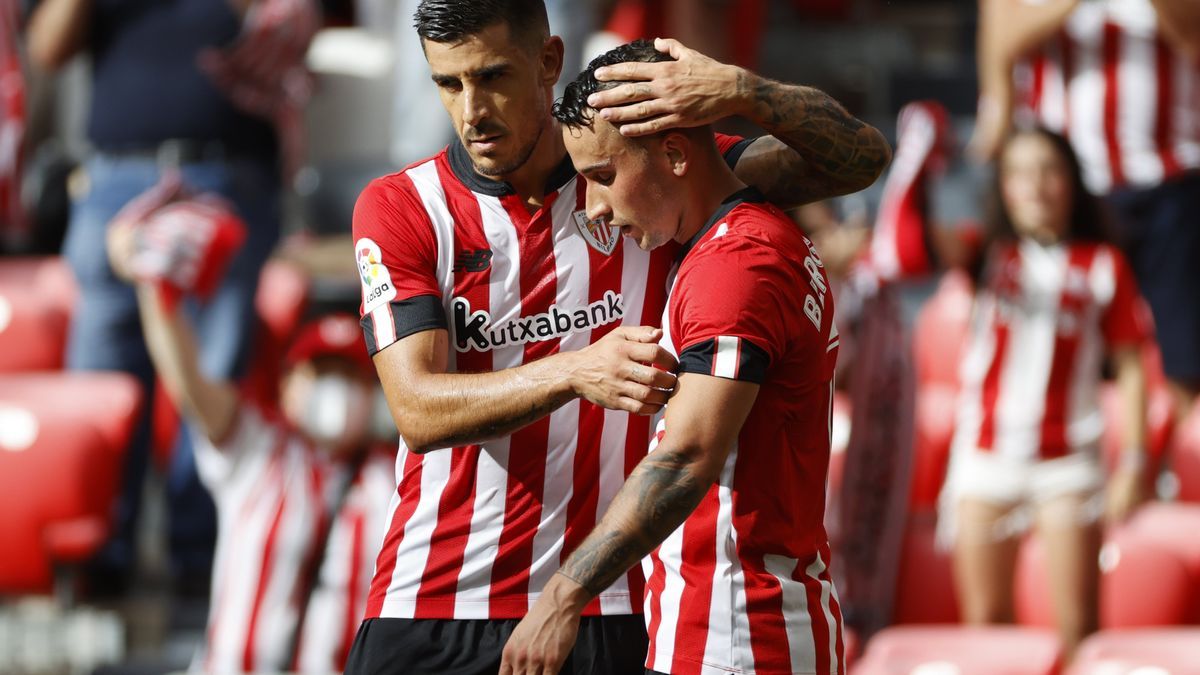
top-left (448, 140), bottom-right (577, 198)
top-left (679, 186), bottom-right (767, 260)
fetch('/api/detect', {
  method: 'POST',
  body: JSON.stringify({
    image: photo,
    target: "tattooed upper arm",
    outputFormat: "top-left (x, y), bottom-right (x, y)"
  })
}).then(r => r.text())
top-left (732, 73), bottom-right (892, 208)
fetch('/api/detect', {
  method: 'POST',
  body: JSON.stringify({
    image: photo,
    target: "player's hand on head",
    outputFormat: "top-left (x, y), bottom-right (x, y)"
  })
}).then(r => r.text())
top-left (588, 37), bottom-right (744, 137)
top-left (569, 326), bottom-right (678, 415)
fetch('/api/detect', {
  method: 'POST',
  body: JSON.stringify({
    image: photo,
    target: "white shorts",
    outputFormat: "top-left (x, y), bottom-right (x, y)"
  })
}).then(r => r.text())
top-left (937, 448), bottom-right (1105, 545)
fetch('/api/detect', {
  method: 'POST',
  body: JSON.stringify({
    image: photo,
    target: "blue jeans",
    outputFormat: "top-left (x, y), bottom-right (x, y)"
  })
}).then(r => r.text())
top-left (62, 153), bottom-right (281, 579)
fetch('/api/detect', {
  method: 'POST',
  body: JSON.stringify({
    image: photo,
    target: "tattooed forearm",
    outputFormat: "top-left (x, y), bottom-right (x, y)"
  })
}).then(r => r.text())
top-left (734, 70), bottom-right (891, 204)
top-left (557, 448), bottom-right (711, 596)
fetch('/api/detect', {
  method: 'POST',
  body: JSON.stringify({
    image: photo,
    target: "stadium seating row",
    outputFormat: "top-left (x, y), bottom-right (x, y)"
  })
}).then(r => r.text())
top-left (0, 256), bottom-right (309, 597)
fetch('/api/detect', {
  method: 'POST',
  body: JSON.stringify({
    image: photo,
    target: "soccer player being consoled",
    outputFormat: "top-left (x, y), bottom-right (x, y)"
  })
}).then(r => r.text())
top-left (501, 40), bottom-right (850, 675)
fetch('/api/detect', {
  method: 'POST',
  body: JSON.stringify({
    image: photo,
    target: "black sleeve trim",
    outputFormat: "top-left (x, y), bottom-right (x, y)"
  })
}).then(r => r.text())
top-left (676, 336), bottom-right (771, 384)
top-left (360, 294), bottom-right (447, 356)
top-left (721, 137), bottom-right (758, 170)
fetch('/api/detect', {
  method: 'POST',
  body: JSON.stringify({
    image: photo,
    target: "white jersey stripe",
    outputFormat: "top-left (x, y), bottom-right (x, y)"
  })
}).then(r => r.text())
top-left (370, 304), bottom-right (396, 350)
top-left (701, 447), bottom-right (740, 670)
top-left (1172, 55), bottom-right (1200, 167)
top-left (812, 551), bottom-right (840, 675)
top-left (1041, 39), bottom-right (1068, 131)
top-left (451, 193), bottom-right (524, 618)
top-left (405, 159), bottom-right (457, 372)
top-left (1118, 22), bottom-right (1162, 185)
top-left (380, 450), bottom-right (452, 618)
top-left (995, 243), bottom-right (1062, 460)
top-left (1067, 10), bottom-right (1113, 193)
top-left (527, 192), bottom-right (594, 607)
top-left (713, 336), bottom-right (740, 379)
top-left (764, 553), bottom-right (813, 673)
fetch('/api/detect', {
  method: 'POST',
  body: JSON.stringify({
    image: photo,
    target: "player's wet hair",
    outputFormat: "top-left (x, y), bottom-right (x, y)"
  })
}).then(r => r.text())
top-left (414, 0), bottom-right (549, 50)
top-left (553, 39), bottom-right (672, 129)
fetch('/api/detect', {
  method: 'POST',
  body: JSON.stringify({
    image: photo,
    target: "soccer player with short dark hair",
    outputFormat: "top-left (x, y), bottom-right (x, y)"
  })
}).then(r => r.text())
top-left (348, 2), bottom-right (888, 671)
top-left (501, 40), bottom-right (847, 674)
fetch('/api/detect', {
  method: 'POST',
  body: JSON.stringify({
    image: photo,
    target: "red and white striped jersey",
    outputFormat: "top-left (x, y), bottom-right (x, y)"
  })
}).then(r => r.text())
top-left (194, 407), bottom-right (393, 673)
top-left (953, 239), bottom-right (1153, 461)
top-left (644, 189), bottom-right (845, 675)
top-left (353, 136), bottom-right (751, 620)
top-left (1013, 0), bottom-right (1200, 193)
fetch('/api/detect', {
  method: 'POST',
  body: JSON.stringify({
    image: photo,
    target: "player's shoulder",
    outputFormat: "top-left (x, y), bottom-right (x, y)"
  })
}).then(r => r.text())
top-left (685, 194), bottom-right (800, 269)
top-left (361, 148), bottom-right (451, 200)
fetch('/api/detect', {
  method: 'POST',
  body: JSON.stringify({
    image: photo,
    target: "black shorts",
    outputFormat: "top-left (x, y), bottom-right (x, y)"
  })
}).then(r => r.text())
top-left (1107, 170), bottom-right (1200, 386)
top-left (344, 615), bottom-right (648, 675)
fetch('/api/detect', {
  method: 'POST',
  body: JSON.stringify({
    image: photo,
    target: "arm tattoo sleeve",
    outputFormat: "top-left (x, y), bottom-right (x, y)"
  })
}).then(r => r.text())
top-left (736, 71), bottom-right (890, 203)
top-left (556, 449), bottom-right (711, 597)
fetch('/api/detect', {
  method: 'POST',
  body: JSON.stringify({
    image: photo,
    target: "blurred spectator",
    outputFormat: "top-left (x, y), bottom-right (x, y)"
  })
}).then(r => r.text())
top-left (25, 0), bottom-right (315, 594)
top-left (107, 216), bottom-right (395, 672)
top-left (942, 127), bottom-right (1153, 659)
top-left (972, 0), bottom-right (1200, 421)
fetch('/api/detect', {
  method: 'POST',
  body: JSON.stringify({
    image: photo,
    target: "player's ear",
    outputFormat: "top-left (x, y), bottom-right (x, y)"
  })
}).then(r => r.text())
top-left (540, 36), bottom-right (564, 88)
top-left (661, 131), bottom-right (690, 177)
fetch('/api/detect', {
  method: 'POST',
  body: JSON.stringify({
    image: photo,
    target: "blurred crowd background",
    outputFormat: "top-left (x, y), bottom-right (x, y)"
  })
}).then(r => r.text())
top-left (1, 0), bottom-right (1198, 673)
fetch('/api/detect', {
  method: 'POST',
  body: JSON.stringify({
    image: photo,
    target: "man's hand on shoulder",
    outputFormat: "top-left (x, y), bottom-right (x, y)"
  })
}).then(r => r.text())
top-left (564, 326), bottom-right (678, 415)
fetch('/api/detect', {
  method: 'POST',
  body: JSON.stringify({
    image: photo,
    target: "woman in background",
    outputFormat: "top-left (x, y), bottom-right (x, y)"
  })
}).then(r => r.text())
top-left (942, 126), bottom-right (1153, 658)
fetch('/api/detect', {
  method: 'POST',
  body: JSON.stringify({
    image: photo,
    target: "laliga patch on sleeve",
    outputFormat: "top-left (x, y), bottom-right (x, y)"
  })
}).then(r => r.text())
top-left (357, 237), bottom-right (397, 313)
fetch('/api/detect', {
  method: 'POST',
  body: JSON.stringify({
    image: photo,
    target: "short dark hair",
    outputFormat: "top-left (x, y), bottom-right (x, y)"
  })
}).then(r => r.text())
top-left (553, 40), bottom-right (672, 129)
top-left (414, 0), bottom-right (549, 47)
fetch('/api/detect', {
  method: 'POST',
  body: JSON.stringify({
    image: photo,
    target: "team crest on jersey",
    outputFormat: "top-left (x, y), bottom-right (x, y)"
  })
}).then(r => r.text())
top-left (572, 210), bottom-right (619, 256)
top-left (356, 238), bottom-right (396, 313)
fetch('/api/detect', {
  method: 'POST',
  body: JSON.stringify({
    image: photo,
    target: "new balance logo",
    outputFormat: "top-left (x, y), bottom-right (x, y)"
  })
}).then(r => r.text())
top-left (454, 248), bottom-right (493, 272)
top-left (452, 291), bottom-right (625, 352)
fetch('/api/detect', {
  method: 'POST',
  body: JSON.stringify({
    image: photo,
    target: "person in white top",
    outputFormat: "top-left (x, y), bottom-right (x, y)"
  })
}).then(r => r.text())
top-left (106, 223), bottom-right (396, 673)
top-left (971, 0), bottom-right (1200, 422)
top-left (943, 126), bottom-right (1154, 659)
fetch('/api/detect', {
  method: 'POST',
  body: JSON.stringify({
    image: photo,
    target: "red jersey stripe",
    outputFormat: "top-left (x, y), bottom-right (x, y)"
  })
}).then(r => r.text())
top-left (1102, 22), bottom-right (1125, 187)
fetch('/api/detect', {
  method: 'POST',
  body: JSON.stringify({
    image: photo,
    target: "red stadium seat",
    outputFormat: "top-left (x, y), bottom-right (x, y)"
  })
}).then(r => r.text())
top-left (0, 372), bottom-right (141, 594)
top-left (0, 256), bottom-right (78, 371)
top-left (892, 514), bottom-right (959, 625)
top-left (0, 372), bottom-right (142, 454)
top-left (1014, 525), bottom-right (1193, 630)
top-left (854, 625), bottom-right (1062, 675)
top-left (0, 255), bottom-right (78, 316)
top-left (912, 270), bottom-right (972, 388)
top-left (910, 384), bottom-right (957, 511)
top-left (1068, 628), bottom-right (1200, 675)
top-left (1173, 401), bottom-right (1200, 503)
top-left (909, 271), bottom-right (972, 510)
top-left (1124, 502), bottom-right (1200, 622)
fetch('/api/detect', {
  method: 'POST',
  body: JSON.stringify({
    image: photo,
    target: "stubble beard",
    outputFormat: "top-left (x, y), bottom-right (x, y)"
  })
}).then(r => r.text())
top-left (472, 113), bottom-right (546, 178)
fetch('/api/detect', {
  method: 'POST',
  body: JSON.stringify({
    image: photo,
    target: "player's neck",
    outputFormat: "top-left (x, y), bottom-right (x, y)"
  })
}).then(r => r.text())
top-left (502, 121), bottom-right (569, 213)
top-left (675, 164), bottom-right (747, 244)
